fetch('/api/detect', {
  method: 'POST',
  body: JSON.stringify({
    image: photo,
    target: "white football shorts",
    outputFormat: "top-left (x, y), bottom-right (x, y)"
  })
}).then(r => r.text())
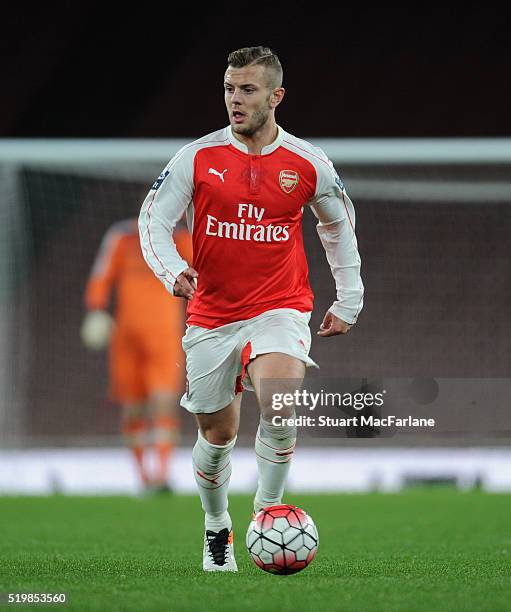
top-left (180, 308), bottom-right (318, 414)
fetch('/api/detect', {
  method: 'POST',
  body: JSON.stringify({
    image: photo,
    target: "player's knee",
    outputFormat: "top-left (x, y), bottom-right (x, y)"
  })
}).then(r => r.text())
top-left (149, 390), bottom-right (180, 415)
top-left (121, 403), bottom-right (146, 422)
top-left (259, 397), bottom-right (295, 420)
top-left (201, 425), bottom-right (238, 446)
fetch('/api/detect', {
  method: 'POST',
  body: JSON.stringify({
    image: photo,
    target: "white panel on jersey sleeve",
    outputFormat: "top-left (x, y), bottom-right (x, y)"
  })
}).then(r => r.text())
top-left (139, 144), bottom-right (195, 294)
top-left (139, 128), bottom-right (229, 295)
top-left (316, 201), bottom-right (365, 324)
top-left (274, 133), bottom-right (364, 323)
top-left (307, 147), bottom-right (346, 224)
top-left (304, 146), bottom-right (364, 324)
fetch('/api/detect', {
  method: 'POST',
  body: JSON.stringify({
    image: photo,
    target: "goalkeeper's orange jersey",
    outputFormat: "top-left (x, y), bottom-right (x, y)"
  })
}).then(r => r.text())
top-left (85, 218), bottom-right (192, 328)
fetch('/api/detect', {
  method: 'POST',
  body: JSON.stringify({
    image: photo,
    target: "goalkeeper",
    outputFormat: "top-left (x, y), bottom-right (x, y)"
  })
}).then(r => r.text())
top-left (81, 218), bottom-right (192, 490)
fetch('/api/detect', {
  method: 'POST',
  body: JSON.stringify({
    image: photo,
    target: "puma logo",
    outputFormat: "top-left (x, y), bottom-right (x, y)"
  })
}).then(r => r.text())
top-left (208, 168), bottom-right (228, 182)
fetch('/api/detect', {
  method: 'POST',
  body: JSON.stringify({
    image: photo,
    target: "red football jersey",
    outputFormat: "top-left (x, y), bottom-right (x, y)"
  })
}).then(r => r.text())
top-left (139, 126), bottom-right (363, 328)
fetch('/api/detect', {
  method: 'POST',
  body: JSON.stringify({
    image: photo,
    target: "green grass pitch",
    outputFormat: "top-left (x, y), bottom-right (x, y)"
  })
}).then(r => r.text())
top-left (0, 490), bottom-right (510, 611)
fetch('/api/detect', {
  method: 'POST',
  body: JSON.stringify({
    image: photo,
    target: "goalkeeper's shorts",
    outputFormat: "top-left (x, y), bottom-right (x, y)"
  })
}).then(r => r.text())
top-left (110, 323), bottom-right (184, 403)
top-left (180, 308), bottom-right (317, 414)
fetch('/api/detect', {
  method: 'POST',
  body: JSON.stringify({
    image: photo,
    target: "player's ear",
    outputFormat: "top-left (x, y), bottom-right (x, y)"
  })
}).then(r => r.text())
top-left (270, 87), bottom-right (285, 108)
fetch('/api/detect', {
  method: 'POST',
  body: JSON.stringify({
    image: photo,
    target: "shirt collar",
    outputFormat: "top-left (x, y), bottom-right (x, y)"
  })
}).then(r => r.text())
top-left (227, 124), bottom-right (284, 155)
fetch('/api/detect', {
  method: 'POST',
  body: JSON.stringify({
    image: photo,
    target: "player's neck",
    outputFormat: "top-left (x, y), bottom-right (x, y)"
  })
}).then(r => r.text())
top-left (233, 119), bottom-right (279, 155)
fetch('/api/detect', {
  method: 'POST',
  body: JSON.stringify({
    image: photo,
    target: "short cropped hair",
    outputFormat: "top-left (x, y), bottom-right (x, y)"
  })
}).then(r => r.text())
top-left (227, 46), bottom-right (283, 89)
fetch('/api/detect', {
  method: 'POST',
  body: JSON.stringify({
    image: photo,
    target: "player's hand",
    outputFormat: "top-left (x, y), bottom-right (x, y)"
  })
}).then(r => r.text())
top-left (80, 310), bottom-right (114, 350)
top-left (174, 267), bottom-right (198, 300)
top-left (317, 311), bottom-right (352, 337)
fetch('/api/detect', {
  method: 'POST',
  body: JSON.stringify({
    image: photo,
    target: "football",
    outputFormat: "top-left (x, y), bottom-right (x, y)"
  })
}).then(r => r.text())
top-left (246, 504), bottom-right (319, 574)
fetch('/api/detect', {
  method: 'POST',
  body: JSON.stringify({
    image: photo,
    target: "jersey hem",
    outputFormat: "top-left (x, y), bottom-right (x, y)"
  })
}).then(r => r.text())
top-left (186, 300), bottom-right (314, 329)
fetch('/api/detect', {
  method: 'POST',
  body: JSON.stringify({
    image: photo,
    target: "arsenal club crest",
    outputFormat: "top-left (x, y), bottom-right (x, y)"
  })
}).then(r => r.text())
top-left (279, 170), bottom-right (299, 194)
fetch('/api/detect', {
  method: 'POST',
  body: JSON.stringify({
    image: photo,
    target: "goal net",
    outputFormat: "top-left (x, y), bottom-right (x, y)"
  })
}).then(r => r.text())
top-left (1, 139), bottom-right (510, 448)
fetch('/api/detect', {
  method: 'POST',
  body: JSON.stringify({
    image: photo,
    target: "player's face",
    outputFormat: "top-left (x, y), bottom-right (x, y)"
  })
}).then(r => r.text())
top-left (224, 65), bottom-right (277, 137)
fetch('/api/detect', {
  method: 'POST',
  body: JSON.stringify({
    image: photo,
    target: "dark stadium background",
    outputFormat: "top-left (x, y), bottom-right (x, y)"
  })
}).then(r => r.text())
top-left (2, 5), bottom-right (510, 445)
top-left (2, 5), bottom-right (510, 138)
top-left (2, 10), bottom-right (511, 608)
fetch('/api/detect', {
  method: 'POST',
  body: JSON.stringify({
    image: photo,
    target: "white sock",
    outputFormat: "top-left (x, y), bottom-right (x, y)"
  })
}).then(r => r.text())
top-left (192, 430), bottom-right (236, 532)
top-left (254, 417), bottom-right (297, 513)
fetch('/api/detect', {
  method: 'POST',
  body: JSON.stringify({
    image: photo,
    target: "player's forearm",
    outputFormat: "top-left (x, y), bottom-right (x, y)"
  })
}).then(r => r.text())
top-left (84, 272), bottom-right (115, 311)
top-left (138, 195), bottom-right (189, 294)
top-left (316, 219), bottom-right (364, 324)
